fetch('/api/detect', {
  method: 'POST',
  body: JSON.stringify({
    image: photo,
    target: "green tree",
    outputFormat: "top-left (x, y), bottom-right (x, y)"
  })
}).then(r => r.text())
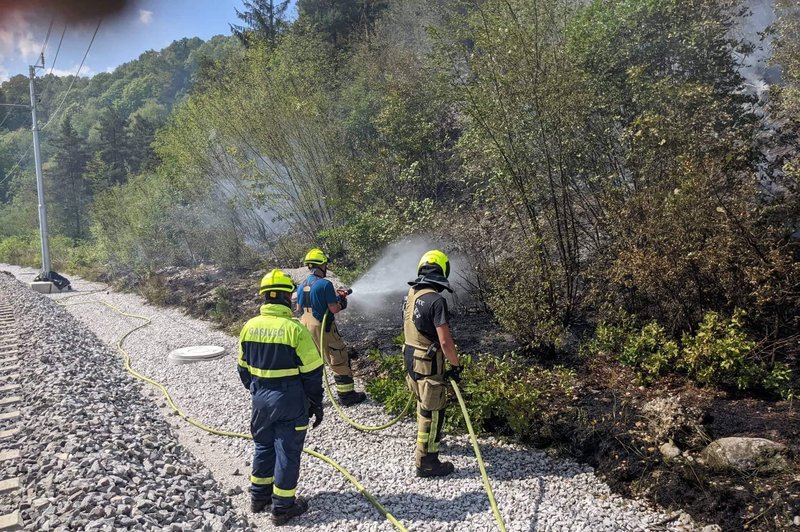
top-left (230, 0), bottom-right (291, 49)
top-left (297, 0), bottom-right (389, 46)
top-left (49, 115), bottom-right (90, 238)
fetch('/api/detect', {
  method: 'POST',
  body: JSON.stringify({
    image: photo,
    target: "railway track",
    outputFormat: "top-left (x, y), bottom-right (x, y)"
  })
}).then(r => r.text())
top-left (0, 302), bottom-right (22, 531)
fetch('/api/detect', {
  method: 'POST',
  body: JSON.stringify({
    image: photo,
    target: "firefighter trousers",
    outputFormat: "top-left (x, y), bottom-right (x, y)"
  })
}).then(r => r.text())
top-left (249, 382), bottom-right (308, 509)
top-left (406, 374), bottom-right (448, 466)
top-left (300, 310), bottom-right (355, 394)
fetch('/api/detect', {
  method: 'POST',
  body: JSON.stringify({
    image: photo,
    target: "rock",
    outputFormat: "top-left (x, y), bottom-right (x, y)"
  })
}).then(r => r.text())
top-left (701, 525), bottom-right (722, 532)
top-left (794, 515), bottom-right (799, 526)
top-left (659, 441), bottom-right (681, 461)
top-left (699, 437), bottom-right (789, 473)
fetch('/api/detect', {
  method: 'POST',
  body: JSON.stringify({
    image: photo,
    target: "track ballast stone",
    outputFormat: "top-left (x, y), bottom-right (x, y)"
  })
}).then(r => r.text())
top-left (0, 272), bottom-right (250, 531)
top-left (1, 265), bottom-right (698, 531)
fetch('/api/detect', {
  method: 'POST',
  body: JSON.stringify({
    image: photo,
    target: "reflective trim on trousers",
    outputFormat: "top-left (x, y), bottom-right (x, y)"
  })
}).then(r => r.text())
top-left (428, 410), bottom-right (440, 453)
top-left (273, 486), bottom-right (297, 498)
top-left (250, 475), bottom-right (274, 485)
top-left (336, 382), bottom-right (355, 393)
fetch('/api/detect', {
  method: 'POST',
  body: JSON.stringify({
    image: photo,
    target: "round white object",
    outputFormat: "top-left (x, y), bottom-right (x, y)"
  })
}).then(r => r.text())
top-left (168, 345), bottom-right (226, 364)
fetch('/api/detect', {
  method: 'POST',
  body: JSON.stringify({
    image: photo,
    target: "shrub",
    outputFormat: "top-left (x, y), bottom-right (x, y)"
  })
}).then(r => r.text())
top-left (618, 323), bottom-right (678, 384)
top-left (364, 350), bottom-right (414, 415)
top-left (679, 309), bottom-right (794, 398)
top-left (366, 350), bottom-right (577, 443)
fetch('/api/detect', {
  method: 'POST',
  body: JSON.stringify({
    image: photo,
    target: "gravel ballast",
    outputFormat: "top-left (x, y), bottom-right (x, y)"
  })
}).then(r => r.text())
top-left (1, 265), bottom-right (699, 531)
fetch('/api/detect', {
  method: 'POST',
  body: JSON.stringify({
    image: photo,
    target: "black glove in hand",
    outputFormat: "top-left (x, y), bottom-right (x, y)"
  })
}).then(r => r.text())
top-left (337, 296), bottom-right (348, 310)
top-left (308, 402), bottom-right (324, 428)
top-left (444, 365), bottom-right (463, 383)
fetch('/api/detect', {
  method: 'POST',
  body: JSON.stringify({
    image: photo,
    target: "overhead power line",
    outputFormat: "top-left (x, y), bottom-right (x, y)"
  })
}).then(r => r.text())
top-left (42, 17), bottom-right (102, 132)
top-left (40, 18), bottom-right (54, 59)
top-left (48, 24), bottom-right (67, 76)
top-left (0, 18), bottom-right (101, 188)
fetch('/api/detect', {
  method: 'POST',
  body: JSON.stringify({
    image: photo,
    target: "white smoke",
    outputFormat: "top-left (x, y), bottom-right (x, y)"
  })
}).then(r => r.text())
top-left (347, 237), bottom-right (475, 316)
top-left (735, 0), bottom-right (780, 97)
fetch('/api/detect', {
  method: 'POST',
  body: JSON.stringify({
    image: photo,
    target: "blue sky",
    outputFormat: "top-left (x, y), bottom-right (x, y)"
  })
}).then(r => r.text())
top-left (0, 1), bottom-right (296, 82)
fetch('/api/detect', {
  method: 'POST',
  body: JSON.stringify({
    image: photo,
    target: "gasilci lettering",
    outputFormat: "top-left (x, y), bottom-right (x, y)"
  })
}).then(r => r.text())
top-left (248, 327), bottom-right (285, 338)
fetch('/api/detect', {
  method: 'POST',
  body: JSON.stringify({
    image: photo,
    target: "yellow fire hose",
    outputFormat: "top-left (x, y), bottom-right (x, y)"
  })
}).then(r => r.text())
top-left (319, 311), bottom-right (413, 431)
top-left (320, 310), bottom-right (507, 532)
top-left (56, 297), bottom-right (409, 532)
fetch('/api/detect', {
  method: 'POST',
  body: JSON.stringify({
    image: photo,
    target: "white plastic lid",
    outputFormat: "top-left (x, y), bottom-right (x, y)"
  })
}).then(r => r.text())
top-left (168, 345), bottom-right (226, 364)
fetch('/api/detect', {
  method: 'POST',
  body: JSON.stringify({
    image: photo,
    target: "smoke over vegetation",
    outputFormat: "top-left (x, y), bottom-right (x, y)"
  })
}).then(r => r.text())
top-left (737, 0), bottom-right (780, 95)
top-left (347, 237), bottom-right (475, 317)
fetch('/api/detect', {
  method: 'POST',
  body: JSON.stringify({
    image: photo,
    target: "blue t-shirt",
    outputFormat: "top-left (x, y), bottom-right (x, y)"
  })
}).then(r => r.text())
top-left (297, 274), bottom-right (338, 322)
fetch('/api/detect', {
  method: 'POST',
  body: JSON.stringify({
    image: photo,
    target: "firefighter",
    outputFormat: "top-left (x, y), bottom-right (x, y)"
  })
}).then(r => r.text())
top-left (403, 250), bottom-right (463, 477)
top-left (238, 268), bottom-right (324, 525)
top-left (296, 248), bottom-right (367, 406)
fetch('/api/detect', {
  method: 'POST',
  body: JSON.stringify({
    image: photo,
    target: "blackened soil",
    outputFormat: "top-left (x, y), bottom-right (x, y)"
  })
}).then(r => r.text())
top-left (119, 265), bottom-right (800, 531)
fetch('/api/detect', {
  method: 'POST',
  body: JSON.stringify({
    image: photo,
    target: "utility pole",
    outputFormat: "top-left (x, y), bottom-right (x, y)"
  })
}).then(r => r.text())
top-left (28, 53), bottom-right (51, 277)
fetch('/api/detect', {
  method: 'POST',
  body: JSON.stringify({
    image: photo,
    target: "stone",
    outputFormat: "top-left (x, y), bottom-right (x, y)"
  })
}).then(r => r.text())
top-left (659, 441), bottom-right (681, 461)
top-left (699, 437), bottom-right (789, 473)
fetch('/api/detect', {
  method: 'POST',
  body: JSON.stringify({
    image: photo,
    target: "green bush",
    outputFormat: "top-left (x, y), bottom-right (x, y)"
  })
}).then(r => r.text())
top-left (583, 308), bottom-right (796, 398)
top-left (364, 350), bottom-right (414, 415)
top-left (365, 350), bottom-right (577, 443)
top-left (452, 354), bottom-right (576, 440)
top-left (680, 309), bottom-right (794, 398)
top-left (619, 322), bottom-right (678, 384)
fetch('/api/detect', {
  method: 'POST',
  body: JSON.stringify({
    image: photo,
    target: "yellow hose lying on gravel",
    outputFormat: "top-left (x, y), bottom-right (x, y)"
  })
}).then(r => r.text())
top-left (320, 311), bottom-right (413, 431)
top-left (321, 311), bottom-right (507, 532)
top-left (56, 297), bottom-right (409, 532)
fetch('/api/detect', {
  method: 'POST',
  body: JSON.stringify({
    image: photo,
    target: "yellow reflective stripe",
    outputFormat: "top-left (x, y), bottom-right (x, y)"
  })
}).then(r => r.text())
top-left (273, 486), bottom-right (296, 498)
top-left (417, 431), bottom-right (429, 443)
top-left (239, 360), bottom-right (300, 379)
top-left (250, 475), bottom-right (274, 485)
top-left (295, 425), bottom-right (308, 431)
top-left (428, 411), bottom-right (440, 453)
top-left (299, 357), bottom-right (323, 373)
top-left (335, 383), bottom-right (355, 393)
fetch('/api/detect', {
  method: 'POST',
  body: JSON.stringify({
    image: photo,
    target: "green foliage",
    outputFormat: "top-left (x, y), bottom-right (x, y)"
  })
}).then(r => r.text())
top-left (583, 309), bottom-right (796, 398)
top-left (364, 350), bottom-right (413, 415)
top-left (365, 350), bottom-right (576, 442)
top-left (680, 309), bottom-right (764, 393)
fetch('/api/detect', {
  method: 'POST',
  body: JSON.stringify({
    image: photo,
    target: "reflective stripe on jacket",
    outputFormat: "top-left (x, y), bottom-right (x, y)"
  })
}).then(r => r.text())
top-left (238, 303), bottom-right (324, 406)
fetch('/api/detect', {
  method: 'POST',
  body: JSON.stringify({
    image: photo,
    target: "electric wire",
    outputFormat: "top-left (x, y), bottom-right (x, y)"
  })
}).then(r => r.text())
top-left (54, 294), bottom-right (409, 532)
top-left (40, 19), bottom-right (55, 61)
top-left (41, 17), bottom-right (102, 133)
top-left (0, 109), bottom-right (13, 129)
top-left (0, 148), bottom-right (32, 188)
top-left (0, 19), bottom-right (99, 188)
top-left (48, 24), bottom-right (68, 76)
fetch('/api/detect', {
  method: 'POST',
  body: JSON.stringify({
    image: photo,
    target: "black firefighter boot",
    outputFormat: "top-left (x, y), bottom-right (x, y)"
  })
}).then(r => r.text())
top-left (338, 390), bottom-right (367, 406)
top-left (416, 453), bottom-right (455, 478)
top-left (271, 496), bottom-right (309, 526)
top-left (250, 496), bottom-right (271, 513)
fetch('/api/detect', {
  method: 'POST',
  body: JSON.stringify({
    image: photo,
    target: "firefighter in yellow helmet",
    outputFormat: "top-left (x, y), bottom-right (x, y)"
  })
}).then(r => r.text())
top-left (403, 250), bottom-right (462, 477)
top-left (296, 248), bottom-right (367, 406)
top-left (238, 268), bottom-right (324, 525)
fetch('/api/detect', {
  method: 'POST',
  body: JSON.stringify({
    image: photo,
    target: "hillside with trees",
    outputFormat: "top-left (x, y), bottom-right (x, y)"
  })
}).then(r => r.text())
top-left (0, 1), bottom-right (798, 529)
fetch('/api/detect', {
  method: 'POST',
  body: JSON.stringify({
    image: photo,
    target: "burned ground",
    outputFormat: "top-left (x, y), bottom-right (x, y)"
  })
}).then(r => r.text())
top-left (114, 265), bottom-right (799, 531)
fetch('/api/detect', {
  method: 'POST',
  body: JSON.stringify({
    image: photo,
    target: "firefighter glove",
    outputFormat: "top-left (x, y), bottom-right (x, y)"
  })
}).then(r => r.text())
top-left (444, 365), bottom-right (463, 384)
top-left (337, 296), bottom-right (348, 310)
top-left (309, 402), bottom-right (324, 428)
